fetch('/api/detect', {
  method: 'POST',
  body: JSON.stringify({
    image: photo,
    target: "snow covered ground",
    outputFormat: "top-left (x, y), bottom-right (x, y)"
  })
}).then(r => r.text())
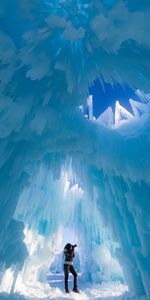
top-left (0, 273), bottom-right (136, 300)
top-left (0, 284), bottom-right (145, 300)
top-left (0, 283), bottom-right (128, 300)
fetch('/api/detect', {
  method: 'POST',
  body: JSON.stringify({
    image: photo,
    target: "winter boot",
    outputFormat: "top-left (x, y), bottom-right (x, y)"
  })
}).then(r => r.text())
top-left (73, 288), bottom-right (80, 293)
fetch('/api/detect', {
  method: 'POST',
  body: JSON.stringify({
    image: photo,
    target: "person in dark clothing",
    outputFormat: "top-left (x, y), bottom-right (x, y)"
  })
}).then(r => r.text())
top-left (63, 243), bottom-right (79, 293)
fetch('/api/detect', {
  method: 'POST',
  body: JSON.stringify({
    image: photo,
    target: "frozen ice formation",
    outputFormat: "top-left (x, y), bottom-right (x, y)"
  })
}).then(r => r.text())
top-left (0, 0), bottom-right (150, 299)
top-left (96, 91), bottom-right (150, 130)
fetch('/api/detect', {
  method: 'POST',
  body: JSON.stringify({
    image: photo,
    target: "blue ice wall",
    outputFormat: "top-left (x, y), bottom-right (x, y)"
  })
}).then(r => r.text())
top-left (0, 0), bottom-right (150, 297)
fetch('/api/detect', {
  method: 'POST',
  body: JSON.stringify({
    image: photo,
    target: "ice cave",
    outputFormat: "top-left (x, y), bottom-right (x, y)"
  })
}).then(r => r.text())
top-left (0, 1), bottom-right (150, 299)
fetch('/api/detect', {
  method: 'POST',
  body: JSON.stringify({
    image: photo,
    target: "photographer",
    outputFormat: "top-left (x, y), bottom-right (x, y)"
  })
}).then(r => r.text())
top-left (63, 243), bottom-right (79, 293)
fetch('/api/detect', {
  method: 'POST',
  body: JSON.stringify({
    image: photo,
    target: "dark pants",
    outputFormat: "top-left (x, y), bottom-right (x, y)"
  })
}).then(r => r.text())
top-left (64, 264), bottom-right (77, 290)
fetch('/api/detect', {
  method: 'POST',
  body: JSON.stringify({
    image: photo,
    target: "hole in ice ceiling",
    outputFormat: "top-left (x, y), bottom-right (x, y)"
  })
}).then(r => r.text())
top-left (89, 78), bottom-right (141, 118)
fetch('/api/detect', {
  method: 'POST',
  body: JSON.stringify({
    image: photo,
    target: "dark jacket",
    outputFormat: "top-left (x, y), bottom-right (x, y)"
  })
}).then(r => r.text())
top-left (64, 244), bottom-right (75, 265)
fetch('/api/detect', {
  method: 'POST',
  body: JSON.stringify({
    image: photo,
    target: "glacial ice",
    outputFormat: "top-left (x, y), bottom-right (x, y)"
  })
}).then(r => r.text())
top-left (0, 0), bottom-right (150, 299)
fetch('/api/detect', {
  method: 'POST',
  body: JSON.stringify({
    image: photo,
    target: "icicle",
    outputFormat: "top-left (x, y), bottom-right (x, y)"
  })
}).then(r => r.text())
top-left (87, 95), bottom-right (93, 120)
top-left (10, 265), bottom-right (20, 294)
top-left (97, 106), bottom-right (114, 128)
top-left (129, 99), bottom-right (148, 118)
top-left (115, 100), bottom-right (134, 127)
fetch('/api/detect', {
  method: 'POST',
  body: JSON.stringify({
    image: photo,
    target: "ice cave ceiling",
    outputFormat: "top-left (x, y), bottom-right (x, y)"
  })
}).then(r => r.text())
top-left (0, 0), bottom-right (150, 298)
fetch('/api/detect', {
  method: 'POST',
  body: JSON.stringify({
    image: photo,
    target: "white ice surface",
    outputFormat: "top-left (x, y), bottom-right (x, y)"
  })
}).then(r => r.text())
top-left (0, 275), bottom-right (129, 300)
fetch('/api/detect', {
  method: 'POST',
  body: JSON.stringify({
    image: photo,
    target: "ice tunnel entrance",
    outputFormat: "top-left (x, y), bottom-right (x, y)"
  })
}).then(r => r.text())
top-left (1, 161), bottom-right (127, 298)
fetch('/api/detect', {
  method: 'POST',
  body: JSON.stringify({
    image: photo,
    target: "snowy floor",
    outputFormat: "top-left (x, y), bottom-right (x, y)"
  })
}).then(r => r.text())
top-left (0, 273), bottom-right (146, 300)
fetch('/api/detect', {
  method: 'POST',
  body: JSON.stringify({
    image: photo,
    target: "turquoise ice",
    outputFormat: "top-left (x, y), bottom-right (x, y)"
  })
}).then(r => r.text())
top-left (0, 1), bottom-right (150, 298)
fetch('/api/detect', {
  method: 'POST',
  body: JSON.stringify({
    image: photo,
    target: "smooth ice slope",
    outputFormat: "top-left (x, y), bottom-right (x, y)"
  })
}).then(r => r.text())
top-left (0, 1), bottom-right (150, 299)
